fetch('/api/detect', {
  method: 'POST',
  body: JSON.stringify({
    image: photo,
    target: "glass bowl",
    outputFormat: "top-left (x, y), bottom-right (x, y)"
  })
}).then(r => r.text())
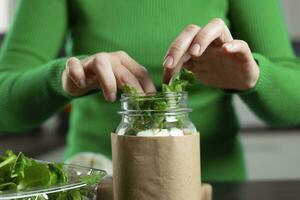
top-left (0, 161), bottom-right (107, 200)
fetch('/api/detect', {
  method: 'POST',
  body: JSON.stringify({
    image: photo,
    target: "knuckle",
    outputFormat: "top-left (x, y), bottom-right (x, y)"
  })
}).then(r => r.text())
top-left (234, 40), bottom-right (249, 51)
top-left (239, 40), bottom-right (249, 48)
top-left (94, 53), bottom-right (107, 65)
top-left (119, 71), bottom-right (134, 84)
top-left (198, 29), bottom-right (210, 39)
top-left (67, 57), bottom-right (78, 66)
top-left (116, 50), bottom-right (128, 57)
top-left (169, 43), bottom-right (183, 54)
top-left (211, 18), bottom-right (225, 26)
top-left (95, 52), bottom-right (108, 58)
top-left (114, 68), bottom-right (125, 79)
top-left (137, 67), bottom-right (149, 79)
top-left (185, 24), bottom-right (200, 32)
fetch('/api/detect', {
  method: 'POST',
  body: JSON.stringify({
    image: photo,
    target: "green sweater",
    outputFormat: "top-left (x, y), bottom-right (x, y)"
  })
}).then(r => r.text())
top-left (1, 0), bottom-right (300, 181)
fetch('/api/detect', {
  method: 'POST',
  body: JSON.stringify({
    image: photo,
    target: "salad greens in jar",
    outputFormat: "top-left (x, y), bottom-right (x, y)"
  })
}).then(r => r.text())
top-left (117, 69), bottom-right (198, 136)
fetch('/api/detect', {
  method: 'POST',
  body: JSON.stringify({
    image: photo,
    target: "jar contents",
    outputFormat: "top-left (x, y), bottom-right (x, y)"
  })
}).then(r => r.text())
top-left (116, 69), bottom-right (197, 136)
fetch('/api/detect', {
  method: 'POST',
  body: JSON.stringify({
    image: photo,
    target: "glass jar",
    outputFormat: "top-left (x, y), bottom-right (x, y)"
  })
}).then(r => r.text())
top-left (113, 91), bottom-right (201, 200)
top-left (116, 92), bottom-right (197, 136)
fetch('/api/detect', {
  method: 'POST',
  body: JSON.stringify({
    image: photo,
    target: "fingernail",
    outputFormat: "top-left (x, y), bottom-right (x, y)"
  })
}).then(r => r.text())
top-left (79, 79), bottom-right (86, 88)
top-left (108, 92), bottom-right (116, 102)
top-left (190, 43), bottom-right (201, 56)
top-left (163, 56), bottom-right (174, 68)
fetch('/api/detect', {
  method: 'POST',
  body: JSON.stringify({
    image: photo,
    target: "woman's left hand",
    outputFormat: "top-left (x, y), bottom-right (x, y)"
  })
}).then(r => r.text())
top-left (163, 18), bottom-right (260, 91)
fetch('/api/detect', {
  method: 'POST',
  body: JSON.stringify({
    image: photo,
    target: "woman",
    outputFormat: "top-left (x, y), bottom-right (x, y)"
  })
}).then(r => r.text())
top-left (0, 0), bottom-right (299, 181)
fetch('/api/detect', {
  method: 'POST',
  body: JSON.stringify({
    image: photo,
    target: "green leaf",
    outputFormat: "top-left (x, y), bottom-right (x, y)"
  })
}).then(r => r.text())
top-left (121, 69), bottom-right (196, 135)
top-left (0, 182), bottom-right (17, 191)
top-left (67, 190), bottom-right (82, 200)
top-left (54, 192), bottom-right (68, 200)
top-left (166, 69), bottom-right (196, 92)
top-left (153, 100), bottom-right (168, 111)
top-left (0, 151), bottom-right (16, 169)
top-left (10, 152), bottom-right (30, 180)
top-left (0, 151), bottom-right (95, 199)
top-left (123, 84), bottom-right (139, 95)
top-left (48, 163), bottom-right (68, 185)
top-left (0, 151), bottom-right (17, 186)
top-left (80, 173), bottom-right (105, 185)
top-left (17, 162), bottom-right (51, 190)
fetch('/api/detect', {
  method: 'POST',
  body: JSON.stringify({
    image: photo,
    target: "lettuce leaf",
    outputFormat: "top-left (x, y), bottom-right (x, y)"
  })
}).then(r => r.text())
top-left (122, 69), bottom-right (196, 135)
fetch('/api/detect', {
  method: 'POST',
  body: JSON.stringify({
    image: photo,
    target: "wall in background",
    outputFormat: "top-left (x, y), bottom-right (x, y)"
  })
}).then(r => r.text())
top-left (0, 0), bottom-right (16, 33)
top-left (281, 0), bottom-right (300, 40)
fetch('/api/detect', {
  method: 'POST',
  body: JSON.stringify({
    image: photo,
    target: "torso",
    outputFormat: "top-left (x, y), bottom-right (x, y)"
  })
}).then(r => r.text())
top-left (64, 0), bottom-right (244, 181)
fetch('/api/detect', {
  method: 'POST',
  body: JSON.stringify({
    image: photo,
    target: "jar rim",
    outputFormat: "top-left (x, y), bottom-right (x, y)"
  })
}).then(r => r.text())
top-left (119, 91), bottom-right (191, 115)
top-left (118, 108), bottom-right (192, 115)
top-left (120, 91), bottom-right (188, 101)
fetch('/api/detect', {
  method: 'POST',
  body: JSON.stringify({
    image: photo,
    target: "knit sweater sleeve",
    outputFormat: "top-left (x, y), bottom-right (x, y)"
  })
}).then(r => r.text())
top-left (0, 0), bottom-right (72, 132)
top-left (228, 0), bottom-right (300, 127)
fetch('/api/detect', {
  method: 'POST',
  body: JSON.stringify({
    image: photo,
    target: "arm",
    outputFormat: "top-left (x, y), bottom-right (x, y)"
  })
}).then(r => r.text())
top-left (163, 0), bottom-right (300, 128)
top-left (0, 0), bottom-right (156, 132)
top-left (229, 0), bottom-right (300, 127)
top-left (0, 0), bottom-right (70, 132)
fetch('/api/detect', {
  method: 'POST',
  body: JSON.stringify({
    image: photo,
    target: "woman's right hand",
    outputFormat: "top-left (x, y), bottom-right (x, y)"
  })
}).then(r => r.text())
top-left (62, 51), bottom-right (156, 102)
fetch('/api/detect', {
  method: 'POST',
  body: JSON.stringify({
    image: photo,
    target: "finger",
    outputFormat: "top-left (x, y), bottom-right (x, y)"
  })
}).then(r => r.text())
top-left (163, 24), bottom-right (200, 69)
top-left (113, 64), bottom-right (145, 94)
top-left (116, 51), bottom-right (156, 93)
top-left (222, 40), bottom-right (253, 62)
top-left (91, 53), bottom-right (117, 102)
top-left (163, 52), bottom-right (191, 83)
top-left (80, 56), bottom-right (93, 65)
top-left (189, 18), bottom-right (233, 57)
top-left (66, 57), bottom-right (86, 89)
top-left (163, 65), bottom-right (182, 84)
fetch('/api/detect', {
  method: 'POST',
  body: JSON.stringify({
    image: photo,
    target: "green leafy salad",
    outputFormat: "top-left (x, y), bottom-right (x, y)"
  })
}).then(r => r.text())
top-left (121, 69), bottom-right (196, 135)
top-left (0, 150), bottom-right (104, 199)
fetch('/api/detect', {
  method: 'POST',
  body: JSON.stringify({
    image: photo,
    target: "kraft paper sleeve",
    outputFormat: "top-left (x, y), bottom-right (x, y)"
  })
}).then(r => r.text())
top-left (111, 133), bottom-right (201, 200)
top-left (97, 177), bottom-right (212, 200)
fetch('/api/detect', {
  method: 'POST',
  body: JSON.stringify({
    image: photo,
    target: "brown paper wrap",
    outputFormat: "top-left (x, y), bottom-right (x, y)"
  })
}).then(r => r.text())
top-left (111, 133), bottom-right (201, 200)
top-left (97, 177), bottom-right (212, 200)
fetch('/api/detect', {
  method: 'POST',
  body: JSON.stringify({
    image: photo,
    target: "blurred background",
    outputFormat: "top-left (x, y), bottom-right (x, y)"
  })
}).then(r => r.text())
top-left (0, 0), bottom-right (300, 180)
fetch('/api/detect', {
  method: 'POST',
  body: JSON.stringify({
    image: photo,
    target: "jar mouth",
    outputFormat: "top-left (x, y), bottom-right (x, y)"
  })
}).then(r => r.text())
top-left (118, 108), bottom-right (192, 115)
top-left (119, 91), bottom-right (191, 115)
top-left (120, 91), bottom-right (188, 100)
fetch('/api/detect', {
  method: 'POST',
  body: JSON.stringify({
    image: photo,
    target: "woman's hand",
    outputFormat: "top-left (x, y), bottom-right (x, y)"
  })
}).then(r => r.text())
top-left (163, 18), bottom-right (260, 91)
top-left (62, 51), bottom-right (156, 101)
